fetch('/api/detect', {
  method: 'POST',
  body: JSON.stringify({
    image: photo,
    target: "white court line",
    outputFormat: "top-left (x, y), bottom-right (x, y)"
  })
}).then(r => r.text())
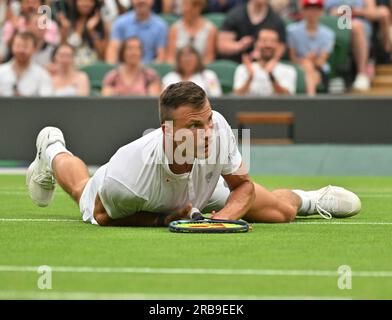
top-left (0, 218), bottom-right (80, 222)
top-left (0, 291), bottom-right (352, 300)
top-left (0, 191), bottom-right (67, 196)
top-left (0, 265), bottom-right (392, 278)
top-left (1, 218), bottom-right (392, 225)
top-left (291, 221), bottom-right (392, 225)
top-left (1, 191), bottom-right (392, 198)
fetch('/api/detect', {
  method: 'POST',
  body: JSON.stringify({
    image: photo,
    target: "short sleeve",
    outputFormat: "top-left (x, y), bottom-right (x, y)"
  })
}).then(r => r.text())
top-left (98, 177), bottom-right (146, 219)
top-left (110, 18), bottom-right (123, 40)
top-left (286, 25), bottom-right (295, 49)
top-left (322, 28), bottom-right (336, 54)
top-left (214, 112), bottom-right (242, 175)
top-left (220, 9), bottom-right (238, 32)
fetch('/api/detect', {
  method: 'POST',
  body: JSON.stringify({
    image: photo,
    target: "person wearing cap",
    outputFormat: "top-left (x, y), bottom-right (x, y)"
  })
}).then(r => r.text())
top-left (287, 0), bottom-right (335, 95)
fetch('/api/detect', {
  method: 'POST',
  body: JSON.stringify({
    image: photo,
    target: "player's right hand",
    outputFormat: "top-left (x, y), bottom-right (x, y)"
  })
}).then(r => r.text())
top-left (164, 203), bottom-right (193, 226)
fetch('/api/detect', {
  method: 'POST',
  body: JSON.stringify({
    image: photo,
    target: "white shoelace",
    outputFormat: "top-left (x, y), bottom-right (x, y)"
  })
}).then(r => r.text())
top-left (314, 185), bottom-right (335, 220)
top-left (33, 171), bottom-right (55, 190)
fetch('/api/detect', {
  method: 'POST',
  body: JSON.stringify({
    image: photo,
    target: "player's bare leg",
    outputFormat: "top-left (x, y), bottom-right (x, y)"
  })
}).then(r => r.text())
top-left (242, 182), bottom-right (362, 223)
top-left (27, 127), bottom-right (89, 207)
top-left (51, 153), bottom-right (90, 204)
top-left (243, 183), bottom-right (300, 223)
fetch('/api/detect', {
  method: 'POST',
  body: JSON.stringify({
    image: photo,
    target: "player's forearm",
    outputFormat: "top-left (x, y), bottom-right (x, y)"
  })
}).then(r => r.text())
top-left (103, 212), bottom-right (167, 227)
top-left (213, 181), bottom-right (255, 220)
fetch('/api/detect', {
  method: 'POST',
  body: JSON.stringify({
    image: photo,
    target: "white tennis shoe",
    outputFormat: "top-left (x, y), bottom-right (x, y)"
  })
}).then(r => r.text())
top-left (307, 185), bottom-right (361, 219)
top-left (26, 127), bottom-right (65, 207)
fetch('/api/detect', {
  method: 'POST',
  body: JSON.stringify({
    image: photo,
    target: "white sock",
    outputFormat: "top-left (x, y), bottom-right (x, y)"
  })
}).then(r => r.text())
top-left (292, 189), bottom-right (311, 215)
top-left (45, 142), bottom-right (72, 170)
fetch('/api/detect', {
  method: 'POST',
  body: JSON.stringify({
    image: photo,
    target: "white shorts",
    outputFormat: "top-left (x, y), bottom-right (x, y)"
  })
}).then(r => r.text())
top-left (79, 165), bottom-right (231, 224)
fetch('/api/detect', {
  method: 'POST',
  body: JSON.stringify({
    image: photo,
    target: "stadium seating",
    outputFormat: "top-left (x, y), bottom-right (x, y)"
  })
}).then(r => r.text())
top-left (81, 62), bottom-right (116, 94)
top-left (204, 12), bottom-right (225, 29)
top-left (159, 13), bottom-right (179, 26)
top-left (148, 62), bottom-right (174, 79)
top-left (207, 59), bottom-right (238, 94)
top-left (280, 61), bottom-right (306, 94)
top-left (284, 15), bottom-right (351, 79)
top-left (319, 15), bottom-right (351, 78)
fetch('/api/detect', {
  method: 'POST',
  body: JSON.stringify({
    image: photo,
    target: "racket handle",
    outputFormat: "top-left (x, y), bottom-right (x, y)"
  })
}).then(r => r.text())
top-left (189, 208), bottom-right (204, 221)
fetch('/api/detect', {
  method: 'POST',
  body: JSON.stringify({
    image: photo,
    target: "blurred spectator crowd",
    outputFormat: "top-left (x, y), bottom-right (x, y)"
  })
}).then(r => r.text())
top-left (0, 0), bottom-right (392, 97)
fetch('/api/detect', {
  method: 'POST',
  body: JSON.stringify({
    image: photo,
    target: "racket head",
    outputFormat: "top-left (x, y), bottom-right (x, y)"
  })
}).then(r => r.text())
top-left (169, 219), bottom-right (249, 234)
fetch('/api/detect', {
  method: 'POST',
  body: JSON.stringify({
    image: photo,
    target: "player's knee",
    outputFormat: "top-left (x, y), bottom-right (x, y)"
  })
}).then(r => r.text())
top-left (275, 205), bottom-right (297, 223)
top-left (283, 206), bottom-right (297, 222)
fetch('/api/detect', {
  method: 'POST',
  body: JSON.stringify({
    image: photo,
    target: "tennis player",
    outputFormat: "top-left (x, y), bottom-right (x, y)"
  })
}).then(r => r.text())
top-left (26, 81), bottom-right (361, 226)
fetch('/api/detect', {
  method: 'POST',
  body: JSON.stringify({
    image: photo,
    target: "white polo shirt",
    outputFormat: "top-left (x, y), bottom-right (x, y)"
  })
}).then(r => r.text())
top-left (98, 111), bottom-right (242, 219)
top-left (234, 62), bottom-right (297, 96)
top-left (0, 59), bottom-right (53, 96)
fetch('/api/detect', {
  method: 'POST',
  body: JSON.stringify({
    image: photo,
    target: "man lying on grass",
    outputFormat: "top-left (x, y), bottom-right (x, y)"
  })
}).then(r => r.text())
top-left (26, 82), bottom-right (361, 226)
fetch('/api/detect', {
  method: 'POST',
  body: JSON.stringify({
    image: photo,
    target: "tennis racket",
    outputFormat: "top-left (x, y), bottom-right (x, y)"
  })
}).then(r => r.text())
top-left (169, 218), bottom-right (250, 233)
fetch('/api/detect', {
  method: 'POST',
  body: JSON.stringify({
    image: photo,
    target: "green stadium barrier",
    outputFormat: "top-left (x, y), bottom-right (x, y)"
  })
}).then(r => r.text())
top-left (159, 13), bottom-right (179, 26)
top-left (204, 12), bottom-right (225, 29)
top-left (81, 61), bottom-right (117, 94)
top-left (148, 62), bottom-right (174, 79)
top-left (207, 59), bottom-right (238, 94)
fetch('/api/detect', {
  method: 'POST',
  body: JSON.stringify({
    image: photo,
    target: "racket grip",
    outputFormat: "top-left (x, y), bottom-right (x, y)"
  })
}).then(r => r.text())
top-left (189, 208), bottom-right (204, 221)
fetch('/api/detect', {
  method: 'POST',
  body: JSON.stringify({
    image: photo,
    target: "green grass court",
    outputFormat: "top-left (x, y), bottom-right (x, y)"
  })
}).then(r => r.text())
top-left (1, 175), bottom-right (391, 299)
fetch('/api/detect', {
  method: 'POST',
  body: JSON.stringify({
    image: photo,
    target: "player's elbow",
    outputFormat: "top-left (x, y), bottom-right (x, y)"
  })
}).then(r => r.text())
top-left (94, 211), bottom-right (113, 227)
top-left (247, 180), bottom-right (256, 206)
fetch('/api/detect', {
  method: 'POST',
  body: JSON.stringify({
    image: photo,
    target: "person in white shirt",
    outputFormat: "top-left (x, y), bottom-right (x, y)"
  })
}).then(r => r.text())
top-left (0, 32), bottom-right (53, 96)
top-left (26, 82), bottom-right (361, 227)
top-left (163, 45), bottom-right (222, 97)
top-left (234, 28), bottom-right (297, 96)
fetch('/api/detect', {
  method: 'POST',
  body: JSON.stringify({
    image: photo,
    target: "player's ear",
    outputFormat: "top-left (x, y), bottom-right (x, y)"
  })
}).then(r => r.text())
top-left (162, 120), bottom-right (174, 136)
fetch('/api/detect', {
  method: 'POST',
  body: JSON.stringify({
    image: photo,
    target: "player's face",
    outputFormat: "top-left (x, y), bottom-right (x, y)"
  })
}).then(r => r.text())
top-left (170, 100), bottom-right (214, 160)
